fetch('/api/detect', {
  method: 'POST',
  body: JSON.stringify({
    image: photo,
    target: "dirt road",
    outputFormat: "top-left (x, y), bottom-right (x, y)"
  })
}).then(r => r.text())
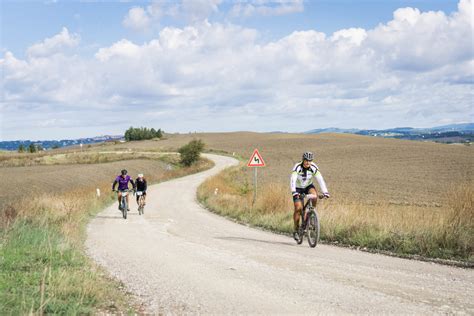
top-left (86, 154), bottom-right (473, 314)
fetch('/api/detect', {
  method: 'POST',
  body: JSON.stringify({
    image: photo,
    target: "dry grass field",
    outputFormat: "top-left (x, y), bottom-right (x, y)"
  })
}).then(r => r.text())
top-left (0, 154), bottom-right (178, 210)
top-left (0, 150), bottom-right (176, 168)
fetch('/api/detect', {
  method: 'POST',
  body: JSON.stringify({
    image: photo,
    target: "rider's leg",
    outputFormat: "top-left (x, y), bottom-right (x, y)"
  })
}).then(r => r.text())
top-left (136, 194), bottom-right (139, 205)
top-left (308, 187), bottom-right (318, 209)
top-left (293, 200), bottom-right (303, 232)
top-left (117, 192), bottom-right (122, 209)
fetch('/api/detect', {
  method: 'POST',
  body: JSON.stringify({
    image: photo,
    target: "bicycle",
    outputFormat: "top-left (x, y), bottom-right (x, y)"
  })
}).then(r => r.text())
top-left (136, 191), bottom-right (145, 215)
top-left (115, 189), bottom-right (131, 219)
top-left (295, 193), bottom-right (326, 247)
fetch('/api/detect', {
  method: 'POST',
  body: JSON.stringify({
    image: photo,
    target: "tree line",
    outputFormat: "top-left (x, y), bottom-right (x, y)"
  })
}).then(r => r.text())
top-left (124, 127), bottom-right (163, 141)
top-left (18, 144), bottom-right (43, 153)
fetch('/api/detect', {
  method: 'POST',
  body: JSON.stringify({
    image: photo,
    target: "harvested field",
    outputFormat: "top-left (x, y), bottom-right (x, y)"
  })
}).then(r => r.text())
top-left (1, 152), bottom-right (202, 211)
top-left (98, 132), bottom-right (473, 206)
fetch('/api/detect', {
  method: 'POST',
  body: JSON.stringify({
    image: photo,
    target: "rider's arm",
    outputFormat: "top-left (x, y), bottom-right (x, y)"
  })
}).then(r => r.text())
top-left (112, 180), bottom-right (118, 191)
top-left (290, 171), bottom-right (298, 194)
top-left (143, 180), bottom-right (147, 191)
top-left (315, 171), bottom-right (329, 194)
top-left (130, 179), bottom-right (136, 190)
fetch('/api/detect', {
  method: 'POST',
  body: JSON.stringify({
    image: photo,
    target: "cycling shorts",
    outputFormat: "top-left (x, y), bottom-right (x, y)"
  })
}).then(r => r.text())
top-left (293, 184), bottom-right (316, 202)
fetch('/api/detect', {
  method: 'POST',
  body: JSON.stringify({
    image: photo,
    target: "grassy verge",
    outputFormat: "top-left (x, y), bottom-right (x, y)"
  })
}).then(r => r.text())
top-left (0, 157), bottom-right (213, 314)
top-left (198, 164), bottom-right (473, 264)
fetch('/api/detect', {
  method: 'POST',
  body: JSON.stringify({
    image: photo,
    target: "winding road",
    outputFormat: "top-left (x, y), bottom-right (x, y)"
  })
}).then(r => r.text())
top-left (86, 154), bottom-right (473, 314)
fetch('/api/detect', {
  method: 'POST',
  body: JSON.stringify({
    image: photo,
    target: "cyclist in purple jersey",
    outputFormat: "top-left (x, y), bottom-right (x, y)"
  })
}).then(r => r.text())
top-left (112, 169), bottom-right (136, 211)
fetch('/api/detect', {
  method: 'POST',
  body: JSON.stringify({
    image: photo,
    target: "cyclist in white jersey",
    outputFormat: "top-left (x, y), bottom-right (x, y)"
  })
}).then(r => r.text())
top-left (290, 152), bottom-right (330, 240)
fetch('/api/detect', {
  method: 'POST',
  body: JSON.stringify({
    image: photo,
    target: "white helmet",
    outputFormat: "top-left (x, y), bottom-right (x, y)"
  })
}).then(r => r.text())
top-left (138, 173), bottom-right (144, 178)
top-left (302, 152), bottom-right (314, 161)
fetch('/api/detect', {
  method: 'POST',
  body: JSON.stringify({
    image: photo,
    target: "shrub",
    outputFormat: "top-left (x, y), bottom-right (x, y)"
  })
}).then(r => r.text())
top-left (178, 139), bottom-right (205, 166)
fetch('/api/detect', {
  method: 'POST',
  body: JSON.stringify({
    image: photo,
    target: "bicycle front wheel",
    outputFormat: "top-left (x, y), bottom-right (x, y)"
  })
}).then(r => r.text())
top-left (307, 210), bottom-right (320, 248)
top-left (122, 198), bottom-right (128, 219)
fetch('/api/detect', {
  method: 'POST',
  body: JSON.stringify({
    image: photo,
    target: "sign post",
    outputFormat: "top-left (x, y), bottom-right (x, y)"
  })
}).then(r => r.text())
top-left (247, 149), bottom-right (266, 205)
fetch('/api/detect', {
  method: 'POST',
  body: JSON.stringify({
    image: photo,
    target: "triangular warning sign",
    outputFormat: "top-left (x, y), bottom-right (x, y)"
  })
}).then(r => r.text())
top-left (247, 149), bottom-right (266, 167)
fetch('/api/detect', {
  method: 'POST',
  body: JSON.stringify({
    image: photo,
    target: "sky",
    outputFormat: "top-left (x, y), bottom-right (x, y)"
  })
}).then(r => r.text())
top-left (1, 0), bottom-right (473, 140)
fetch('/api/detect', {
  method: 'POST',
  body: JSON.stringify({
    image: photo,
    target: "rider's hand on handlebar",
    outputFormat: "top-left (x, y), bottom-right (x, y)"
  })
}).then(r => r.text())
top-left (292, 192), bottom-right (300, 199)
top-left (323, 192), bottom-right (330, 199)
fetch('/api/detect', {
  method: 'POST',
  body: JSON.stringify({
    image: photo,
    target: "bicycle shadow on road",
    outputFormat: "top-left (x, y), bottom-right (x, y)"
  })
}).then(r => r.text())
top-left (95, 215), bottom-right (129, 220)
top-left (214, 236), bottom-right (294, 247)
top-left (95, 212), bottom-right (142, 219)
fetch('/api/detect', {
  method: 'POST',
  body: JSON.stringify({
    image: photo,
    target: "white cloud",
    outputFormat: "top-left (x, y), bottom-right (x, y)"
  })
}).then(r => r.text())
top-left (95, 39), bottom-right (142, 61)
top-left (122, 0), bottom-right (222, 31)
top-left (122, 6), bottom-right (152, 31)
top-left (2, 1), bottom-right (473, 139)
top-left (181, 0), bottom-right (221, 22)
top-left (26, 27), bottom-right (79, 58)
top-left (367, 1), bottom-right (473, 71)
top-left (231, 0), bottom-right (304, 17)
top-left (331, 28), bottom-right (367, 46)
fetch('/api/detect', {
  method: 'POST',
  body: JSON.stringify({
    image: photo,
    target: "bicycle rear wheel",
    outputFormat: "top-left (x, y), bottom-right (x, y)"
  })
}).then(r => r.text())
top-left (139, 196), bottom-right (145, 215)
top-left (307, 210), bottom-right (320, 248)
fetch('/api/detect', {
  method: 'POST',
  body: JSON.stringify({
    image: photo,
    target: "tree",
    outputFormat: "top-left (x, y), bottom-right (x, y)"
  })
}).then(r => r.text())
top-left (124, 126), bottom-right (164, 141)
top-left (178, 139), bottom-right (205, 167)
top-left (28, 143), bottom-right (36, 153)
top-left (155, 128), bottom-right (163, 138)
top-left (18, 144), bottom-right (25, 153)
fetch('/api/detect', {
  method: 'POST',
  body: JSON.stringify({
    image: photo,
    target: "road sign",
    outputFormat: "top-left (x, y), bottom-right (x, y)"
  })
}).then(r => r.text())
top-left (247, 149), bottom-right (265, 205)
top-left (247, 149), bottom-right (266, 167)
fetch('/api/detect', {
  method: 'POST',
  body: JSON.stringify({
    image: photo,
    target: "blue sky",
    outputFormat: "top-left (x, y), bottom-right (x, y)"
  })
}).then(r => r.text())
top-left (2, 1), bottom-right (460, 57)
top-left (1, 0), bottom-right (472, 140)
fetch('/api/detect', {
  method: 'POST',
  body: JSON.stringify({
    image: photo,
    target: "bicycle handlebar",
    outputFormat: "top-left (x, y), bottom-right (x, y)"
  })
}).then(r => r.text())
top-left (300, 193), bottom-right (328, 200)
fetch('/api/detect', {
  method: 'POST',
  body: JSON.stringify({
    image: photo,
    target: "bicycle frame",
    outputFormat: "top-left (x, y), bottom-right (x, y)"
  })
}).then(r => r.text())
top-left (117, 189), bottom-right (130, 219)
top-left (136, 191), bottom-right (145, 215)
top-left (297, 193), bottom-right (324, 247)
top-left (301, 194), bottom-right (317, 223)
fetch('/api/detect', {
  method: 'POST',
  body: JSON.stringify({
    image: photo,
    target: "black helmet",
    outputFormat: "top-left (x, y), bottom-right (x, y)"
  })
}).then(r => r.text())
top-left (121, 169), bottom-right (127, 175)
top-left (302, 152), bottom-right (314, 161)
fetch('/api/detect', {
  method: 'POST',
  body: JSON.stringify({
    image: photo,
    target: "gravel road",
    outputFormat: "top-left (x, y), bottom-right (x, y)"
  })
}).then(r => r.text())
top-left (86, 154), bottom-right (473, 314)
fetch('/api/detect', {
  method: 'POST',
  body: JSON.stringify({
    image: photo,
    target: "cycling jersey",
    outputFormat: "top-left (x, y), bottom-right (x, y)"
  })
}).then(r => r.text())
top-left (136, 178), bottom-right (147, 192)
top-left (114, 175), bottom-right (134, 191)
top-left (290, 161), bottom-right (328, 194)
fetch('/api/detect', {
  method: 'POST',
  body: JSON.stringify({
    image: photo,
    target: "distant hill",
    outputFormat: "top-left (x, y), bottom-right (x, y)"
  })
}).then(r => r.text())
top-left (305, 127), bottom-right (360, 134)
top-left (427, 123), bottom-right (474, 132)
top-left (305, 123), bottom-right (473, 144)
top-left (0, 135), bottom-right (123, 151)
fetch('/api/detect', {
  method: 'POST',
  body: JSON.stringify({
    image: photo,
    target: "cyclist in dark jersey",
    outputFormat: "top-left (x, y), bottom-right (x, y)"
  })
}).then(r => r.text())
top-left (112, 169), bottom-right (136, 211)
top-left (135, 173), bottom-right (147, 205)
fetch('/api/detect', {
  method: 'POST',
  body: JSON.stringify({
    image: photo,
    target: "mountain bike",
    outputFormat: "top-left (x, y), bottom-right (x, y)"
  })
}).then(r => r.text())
top-left (136, 191), bottom-right (145, 215)
top-left (116, 190), bottom-right (130, 219)
top-left (296, 193), bottom-right (326, 247)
